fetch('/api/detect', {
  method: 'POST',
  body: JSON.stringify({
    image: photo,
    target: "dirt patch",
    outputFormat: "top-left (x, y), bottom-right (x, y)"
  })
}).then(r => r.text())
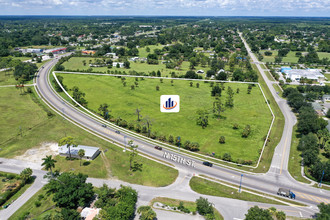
top-left (14, 142), bottom-right (58, 165)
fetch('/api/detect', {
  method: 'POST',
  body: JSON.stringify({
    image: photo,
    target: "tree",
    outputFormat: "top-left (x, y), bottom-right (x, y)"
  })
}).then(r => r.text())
top-left (211, 85), bottom-right (221, 96)
top-left (20, 168), bottom-right (33, 183)
top-left (42, 155), bottom-right (57, 177)
top-left (137, 206), bottom-right (157, 220)
top-left (213, 97), bottom-right (225, 119)
top-left (47, 172), bottom-right (94, 209)
top-left (316, 203), bottom-right (330, 220)
top-left (78, 149), bottom-right (85, 166)
top-left (72, 86), bottom-right (88, 107)
top-left (128, 141), bottom-right (138, 171)
top-left (13, 62), bottom-right (38, 82)
top-left (190, 82), bottom-right (193, 87)
top-left (124, 60), bottom-right (130, 69)
top-left (244, 206), bottom-right (272, 220)
top-left (226, 86), bottom-right (234, 108)
top-left (143, 116), bottom-right (153, 137)
top-left (60, 208), bottom-right (80, 220)
top-left (242, 125), bottom-right (251, 138)
top-left (58, 136), bottom-right (77, 159)
top-left (196, 83), bottom-right (200, 88)
top-left (196, 197), bottom-right (214, 217)
top-left (196, 110), bottom-right (209, 129)
top-left (52, 75), bottom-right (67, 92)
top-left (326, 109), bottom-right (330, 119)
top-left (135, 108), bottom-right (142, 121)
top-left (98, 103), bottom-right (110, 120)
top-left (219, 136), bottom-right (225, 144)
top-left (156, 85), bottom-right (159, 91)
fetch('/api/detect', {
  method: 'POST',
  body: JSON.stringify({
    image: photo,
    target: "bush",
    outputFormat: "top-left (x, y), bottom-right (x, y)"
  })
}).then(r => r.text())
top-left (38, 194), bottom-right (44, 201)
top-left (233, 123), bottom-right (239, 129)
top-left (219, 136), bottom-right (225, 144)
top-left (35, 200), bottom-right (41, 207)
top-left (222, 153), bottom-right (232, 162)
top-left (242, 125), bottom-right (251, 138)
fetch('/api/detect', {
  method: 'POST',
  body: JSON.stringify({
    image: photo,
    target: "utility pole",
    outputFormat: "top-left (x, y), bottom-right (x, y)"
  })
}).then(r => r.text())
top-left (239, 174), bottom-right (243, 193)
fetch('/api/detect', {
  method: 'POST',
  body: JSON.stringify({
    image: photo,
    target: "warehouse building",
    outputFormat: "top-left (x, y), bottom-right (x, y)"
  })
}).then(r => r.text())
top-left (282, 68), bottom-right (325, 83)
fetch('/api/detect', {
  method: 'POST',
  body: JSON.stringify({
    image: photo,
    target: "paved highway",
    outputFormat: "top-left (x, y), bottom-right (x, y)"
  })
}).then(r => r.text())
top-left (33, 49), bottom-right (330, 209)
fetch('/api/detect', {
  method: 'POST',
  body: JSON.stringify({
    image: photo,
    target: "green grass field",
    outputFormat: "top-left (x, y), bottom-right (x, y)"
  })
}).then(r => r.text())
top-left (288, 125), bottom-right (311, 184)
top-left (190, 176), bottom-right (285, 205)
top-left (250, 63), bottom-right (285, 173)
top-left (138, 45), bottom-right (164, 58)
top-left (9, 187), bottom-right (59, 220)
top-left (62, 57), bottom-right (210, 77)
top-left (58, 73), bottom-right (272, 162)
top-left (261, 50), bottom-right (330, 63)
top-left (0, 87), bottom-right (178, 186)
top-left (150, 197), bottom-right (224, 220)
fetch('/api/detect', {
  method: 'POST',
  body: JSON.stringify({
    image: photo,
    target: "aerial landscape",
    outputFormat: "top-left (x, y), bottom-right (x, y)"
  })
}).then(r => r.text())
top-left (0, 1), bottom-right (329, 220)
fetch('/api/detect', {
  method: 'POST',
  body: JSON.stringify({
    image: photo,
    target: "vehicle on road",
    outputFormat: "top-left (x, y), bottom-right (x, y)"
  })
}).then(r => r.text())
top-left (101, 124), bottom-right (107, 128)
top-left (277, 188), bottom-right (296, 199)
top-left (154, 146), bottom-right (162, 150)
top-left (202, 161), bottom-right (213, 167)
top-left (115, 130), bottom-right (120, 134)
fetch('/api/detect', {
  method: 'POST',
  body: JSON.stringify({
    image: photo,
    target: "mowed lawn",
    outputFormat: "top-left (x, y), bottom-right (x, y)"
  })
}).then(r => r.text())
top-left (261, 50), bottom-right (330, 63)
top-left (62, 57), bottom-right (210, 77)
top-left (0, 87), bottom-right (178, 186)
top-left (59, 74), bottom-right (272, 162)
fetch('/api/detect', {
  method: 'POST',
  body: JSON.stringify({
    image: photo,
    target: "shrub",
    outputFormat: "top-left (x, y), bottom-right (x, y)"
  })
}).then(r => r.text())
top-left (38, 194), bottom-right (44, 201)
top-left (242, 125), bottom-right (251, 138)
top-left (168, 135), bottom-right (174, 144)
top-left (233, 123), bottom-right (239, 129)
top-left (219, 136), bottom-right (225, 144)
top-left (35, 200), bottom-right (41, 207)
top-left (222, 153), bottom-right (232, 162)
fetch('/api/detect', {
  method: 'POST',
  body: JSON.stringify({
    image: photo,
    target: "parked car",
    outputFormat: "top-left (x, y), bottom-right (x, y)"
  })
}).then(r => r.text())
top-left (115, 130), bottom-right (120, 134)
top-left (202, 161), bottom-right (213, 167)
top-left (154, 146), bottom-right (162, 150)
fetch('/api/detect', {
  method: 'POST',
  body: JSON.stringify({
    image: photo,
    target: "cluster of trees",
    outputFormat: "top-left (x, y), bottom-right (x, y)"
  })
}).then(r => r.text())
top-left (232, 69), bottom-right (258, 82)
top-left (13, 62), bottom-right (38, 83)
top-left (283, 87), bottom-right (329, 182)
top-left (46, 172), bottom-right (94, 219)
top-left (245, 206), bottom-right (285, 220)
top-left (96, 184), bottom-right (138, 220)
top-left (72, 86), bottom-right (88, 107)
top-left (196, 197), bottom-right (216, 220)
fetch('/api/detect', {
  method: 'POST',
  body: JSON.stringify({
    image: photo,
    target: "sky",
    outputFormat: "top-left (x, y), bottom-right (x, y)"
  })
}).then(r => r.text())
top-left (0, 0), bottom-right (329, 17)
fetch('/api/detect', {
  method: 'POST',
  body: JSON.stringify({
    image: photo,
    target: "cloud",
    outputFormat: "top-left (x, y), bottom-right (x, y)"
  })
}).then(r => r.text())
top-left (0, 0), bottom-right (329, 15)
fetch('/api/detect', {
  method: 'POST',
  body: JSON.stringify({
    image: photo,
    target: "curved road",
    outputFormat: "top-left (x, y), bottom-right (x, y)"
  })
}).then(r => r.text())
top-left (34, 51), bottom-right (329, 209)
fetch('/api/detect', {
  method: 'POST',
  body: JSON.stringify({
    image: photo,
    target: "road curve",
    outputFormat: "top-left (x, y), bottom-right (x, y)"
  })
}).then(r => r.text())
top-left (35, 53), bottom-right (329, 208)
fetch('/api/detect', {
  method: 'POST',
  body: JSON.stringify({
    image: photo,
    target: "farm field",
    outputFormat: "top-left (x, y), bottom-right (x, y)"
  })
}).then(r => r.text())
top-left (58, 73), bottom-right (273, 162)
top-left (0, 87), bottom-right (178, 186)
top-left (62, 56), bottom-right (211, 77)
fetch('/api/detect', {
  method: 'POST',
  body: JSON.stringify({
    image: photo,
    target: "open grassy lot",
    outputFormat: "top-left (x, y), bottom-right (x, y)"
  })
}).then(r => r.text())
top-left (250, 63), bottom-right (285, 173)
top-left (0, 70), bottom-right (18, 86)
top-left (9, 187), bottom-right (59, 220)
top-left (261, 50), bottom-right (330, 63)
top-left (0, 87), bottom-right (178, 186)
top-left (138, 45), bottom-right (164, 58)
top-left (62, 56), bottom-right (211, 77)
top-left (62, 56), bottom-right (211, 76)
top-left (288, 125), bottom-right (311, 184)
top-left (58, 73), bottom-right (272, 162)
top-left (190, 176), bottom-right (286, 205)
top-left (150, 197), bottom-right (224, 220)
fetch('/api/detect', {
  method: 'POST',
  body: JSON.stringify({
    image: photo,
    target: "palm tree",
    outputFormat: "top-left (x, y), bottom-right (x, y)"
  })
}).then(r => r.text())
top-left (42, 155), bottom-right (57, 177)
top-left (78, 149), bottom-right (85, 166)
top-left (58, 136), bottom-right (77, 159)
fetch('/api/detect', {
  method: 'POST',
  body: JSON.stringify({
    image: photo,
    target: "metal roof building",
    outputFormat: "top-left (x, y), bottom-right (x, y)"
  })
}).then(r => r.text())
top-left (59, 145), bottom-right (100, 160)
top-left (284, 69), bottom-right (325, 82)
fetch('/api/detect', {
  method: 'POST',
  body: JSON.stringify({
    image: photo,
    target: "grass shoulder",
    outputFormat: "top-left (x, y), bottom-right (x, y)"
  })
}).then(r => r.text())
top-left (150, 197), bottom-right (223, 220)
top-left (190, 176), bottom-right (304, 206)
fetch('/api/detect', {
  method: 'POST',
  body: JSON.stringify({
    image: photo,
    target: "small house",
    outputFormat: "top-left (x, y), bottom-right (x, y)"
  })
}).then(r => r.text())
top-left (59, 145), bottom-right (100, 160)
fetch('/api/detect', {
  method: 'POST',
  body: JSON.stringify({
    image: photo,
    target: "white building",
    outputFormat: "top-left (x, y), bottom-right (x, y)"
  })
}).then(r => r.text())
top-left (112, 62), bottom-right (124, 68)
top-left (59, 145), bottom-right (100, 160)
top-left (284, 69), bottom-right (325, 82)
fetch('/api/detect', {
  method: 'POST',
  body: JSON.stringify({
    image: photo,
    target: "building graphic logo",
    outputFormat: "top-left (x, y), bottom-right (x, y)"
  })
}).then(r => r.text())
top-left (160, 95), bottom-right (180, 113)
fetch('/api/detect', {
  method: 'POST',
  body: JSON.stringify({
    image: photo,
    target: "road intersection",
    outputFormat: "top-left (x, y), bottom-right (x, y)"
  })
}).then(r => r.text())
top-left (0, 35), bottom-right (329, 219)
